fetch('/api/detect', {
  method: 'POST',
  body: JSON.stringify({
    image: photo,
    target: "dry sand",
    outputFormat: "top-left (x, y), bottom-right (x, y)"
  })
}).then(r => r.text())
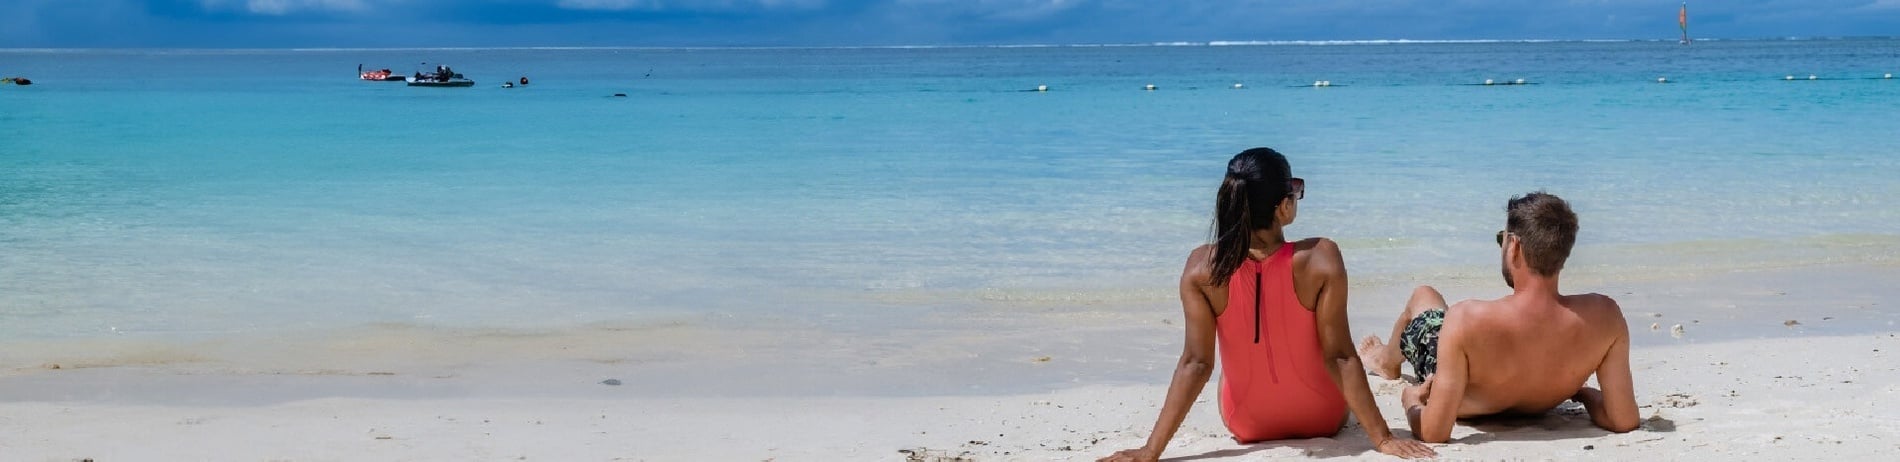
top-left (3, 263), bottom-right (1898, 461)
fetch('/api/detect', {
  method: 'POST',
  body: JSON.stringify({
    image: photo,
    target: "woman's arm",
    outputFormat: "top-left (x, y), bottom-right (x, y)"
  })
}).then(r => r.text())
top-left (1307, 239), bottom-right (1436, 459)
top-left (1099, 250), bottom-right (1219, 462)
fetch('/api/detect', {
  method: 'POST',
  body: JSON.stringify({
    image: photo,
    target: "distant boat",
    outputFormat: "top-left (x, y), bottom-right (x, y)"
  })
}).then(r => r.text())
top-left (406, 64), bottom-right (475, 87)
top-left (358, 64), bottom-right (404, 81)
top-left (1679, 3), bottom-right (1692, 45)
top-left (407, 75), bottom-right (475, 87)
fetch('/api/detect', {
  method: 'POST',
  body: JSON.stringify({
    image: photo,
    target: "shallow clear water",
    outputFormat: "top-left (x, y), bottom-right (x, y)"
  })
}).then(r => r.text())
top-left (3, 40), bottom-right (1898, 339)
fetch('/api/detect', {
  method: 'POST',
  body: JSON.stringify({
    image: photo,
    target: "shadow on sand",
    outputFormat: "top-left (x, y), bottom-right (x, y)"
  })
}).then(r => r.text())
top-left (1164, 438), bottom-right (1372, 461)
top-left (1163, 428), bottom-right (1404, 461)
top-left (1166, 404), bottom-right (1679, 460)
top-left (1455, 402), bottom-right (1680, 445)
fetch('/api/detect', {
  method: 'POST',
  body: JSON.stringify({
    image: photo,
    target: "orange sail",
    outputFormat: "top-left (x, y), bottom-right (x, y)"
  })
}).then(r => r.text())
top-left (1679, 3), bottom-right (1691, 44)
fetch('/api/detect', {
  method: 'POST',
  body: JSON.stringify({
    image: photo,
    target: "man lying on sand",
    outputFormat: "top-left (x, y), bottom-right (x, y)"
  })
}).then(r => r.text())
top-left (1358, 192), bottom-right (1641, 443)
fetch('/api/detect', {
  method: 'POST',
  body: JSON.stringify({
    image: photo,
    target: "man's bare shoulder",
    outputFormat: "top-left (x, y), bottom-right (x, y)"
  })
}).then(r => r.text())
top-left (1440, 297), bottom-right (1502, 333)
top-left (1449, 296), bottom-right (1507, 314)
top-left (1563, 292), bottom-right (1629, 329)
top-left (1563, 292), bottom-right (1622, 310)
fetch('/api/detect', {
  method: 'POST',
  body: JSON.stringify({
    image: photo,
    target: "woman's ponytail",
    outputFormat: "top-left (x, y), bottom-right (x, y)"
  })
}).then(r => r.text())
top-left (1208, 148), bottom-right (1292, 286)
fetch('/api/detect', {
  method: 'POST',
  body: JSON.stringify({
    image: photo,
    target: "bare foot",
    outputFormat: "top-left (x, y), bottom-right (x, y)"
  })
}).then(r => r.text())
top-left (1358, 336), bottom-right (1401, 380)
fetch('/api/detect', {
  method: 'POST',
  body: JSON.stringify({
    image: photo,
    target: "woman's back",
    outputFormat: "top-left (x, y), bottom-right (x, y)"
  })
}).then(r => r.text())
top-left (1100, 147), bottom-right (1433, 461)
top-left (1211, 243), bottom-right (1346, 442)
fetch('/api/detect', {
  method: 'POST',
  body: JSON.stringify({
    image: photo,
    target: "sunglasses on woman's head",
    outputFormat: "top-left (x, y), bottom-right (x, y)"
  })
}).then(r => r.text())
top-left (1287, 178), bottom-right (1305, 200)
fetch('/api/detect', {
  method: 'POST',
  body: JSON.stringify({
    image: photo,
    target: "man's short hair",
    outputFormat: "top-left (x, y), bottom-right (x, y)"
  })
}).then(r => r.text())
top-left (1506, 192), bottom-right (1579, 276)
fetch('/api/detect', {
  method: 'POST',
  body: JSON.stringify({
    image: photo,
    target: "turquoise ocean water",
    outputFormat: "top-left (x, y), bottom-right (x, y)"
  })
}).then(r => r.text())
top-left (3, 40), bottom-right (1898, 340)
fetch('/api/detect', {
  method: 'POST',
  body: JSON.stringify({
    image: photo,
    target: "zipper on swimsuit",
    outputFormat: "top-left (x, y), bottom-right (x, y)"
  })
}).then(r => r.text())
top-left (1256, 261), bottom-right (1281, 383)
top-left (1253, 267), bottom-right (1261, 344)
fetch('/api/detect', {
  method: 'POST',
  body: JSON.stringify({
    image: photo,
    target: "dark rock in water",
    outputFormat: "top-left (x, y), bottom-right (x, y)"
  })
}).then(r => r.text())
top-left (611, 93), bottom-right (627, 97)
top-left (600, 379), bottom-right (622, 386)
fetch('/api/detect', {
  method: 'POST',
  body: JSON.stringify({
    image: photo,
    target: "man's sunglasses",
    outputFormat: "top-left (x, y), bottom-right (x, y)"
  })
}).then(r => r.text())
top-left (1496, 230), bottom-right (1516, 247)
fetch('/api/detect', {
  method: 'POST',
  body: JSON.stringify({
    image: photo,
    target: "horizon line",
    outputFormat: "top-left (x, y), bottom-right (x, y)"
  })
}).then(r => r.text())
top-left (3, 36), bottom-right (1896, 52)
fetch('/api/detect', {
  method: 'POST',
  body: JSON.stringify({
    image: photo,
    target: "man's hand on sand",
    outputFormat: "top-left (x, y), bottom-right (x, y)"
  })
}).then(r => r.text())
top-left (1375, 436), bottom-right (1437, 459)
top-left (1570, 386), bottom-right (1602, 406)
top-left (1402, 374), bottom-right (1434, 407)
top-left (1097, 446), bottom-right (1159, 462)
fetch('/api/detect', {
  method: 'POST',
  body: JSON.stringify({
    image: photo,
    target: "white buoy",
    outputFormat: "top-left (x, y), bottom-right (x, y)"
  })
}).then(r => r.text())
top-left (1144, 84), bottom-right (1157, 91)
top-left (1785, 75), bottom-right (1795, 81)
top-left (1484, 79), bottom-right (1495, 85)
top-left (1514, 78), bottom-right (1526, 85)
top-left (1036, 84), bottom-right (1048, 92)
top-left (1232, 83), bottom-right (1244, 89)
top-left (1321, 80), bottom-right (1332, 87)
top-left (1886, 73), bottom-right (1893, 80)
top-left (1313, 80), bottom-right (1323, 87)
top-left (1809, 75), bottom-right (1818, 80)
top-left (1657, 77), bottom-right (1668, 83)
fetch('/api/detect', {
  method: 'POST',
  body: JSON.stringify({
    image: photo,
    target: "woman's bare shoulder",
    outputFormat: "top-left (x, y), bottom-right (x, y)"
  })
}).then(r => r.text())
top-left (1182, 244), bottom-right (1217, 285)
top-left (1291, 237), bottom-right (1345, 275)
top-left (1293, 236), bottom-right (1339, 254)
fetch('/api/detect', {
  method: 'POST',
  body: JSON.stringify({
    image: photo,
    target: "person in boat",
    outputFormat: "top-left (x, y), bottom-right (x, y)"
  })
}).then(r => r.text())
top-left (1100, 148), bottom-right (1435, 462)
top-left (1357, 192), bottom-right (1640, 443)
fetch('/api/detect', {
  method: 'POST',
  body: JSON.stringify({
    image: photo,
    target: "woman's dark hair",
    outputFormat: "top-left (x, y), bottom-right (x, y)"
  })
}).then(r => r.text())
top-left (1210, 147), bottom-right (1293, 286)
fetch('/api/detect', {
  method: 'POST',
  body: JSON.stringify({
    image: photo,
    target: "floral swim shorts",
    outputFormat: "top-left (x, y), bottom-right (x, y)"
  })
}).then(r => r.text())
top-left (1399, 308), bottom-right (1446, 379)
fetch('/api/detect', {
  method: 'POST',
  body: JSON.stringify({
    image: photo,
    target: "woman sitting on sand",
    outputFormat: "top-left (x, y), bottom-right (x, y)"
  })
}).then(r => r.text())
top-left (1102, 148), bottom-right (1433, 461)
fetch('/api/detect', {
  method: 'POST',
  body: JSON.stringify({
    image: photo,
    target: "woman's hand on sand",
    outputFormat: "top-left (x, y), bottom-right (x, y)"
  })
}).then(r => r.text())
top-left (1374, 436), bottom-right (1437, 459)
top-left (1097, 446), bottom-right (1159, 462)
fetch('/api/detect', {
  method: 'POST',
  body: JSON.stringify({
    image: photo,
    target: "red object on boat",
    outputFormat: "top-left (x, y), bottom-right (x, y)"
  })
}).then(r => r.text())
top-left (360, 69), bottom-right (397, 81)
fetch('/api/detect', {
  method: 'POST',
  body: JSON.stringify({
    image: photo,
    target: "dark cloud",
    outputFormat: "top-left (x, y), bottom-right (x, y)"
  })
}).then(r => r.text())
top-left (2, 0), bottom-right (1895, 47)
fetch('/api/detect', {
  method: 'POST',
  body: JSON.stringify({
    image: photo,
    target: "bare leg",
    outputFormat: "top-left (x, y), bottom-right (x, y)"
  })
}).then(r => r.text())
top-left (1359, 285), bottom-right (1448, 380)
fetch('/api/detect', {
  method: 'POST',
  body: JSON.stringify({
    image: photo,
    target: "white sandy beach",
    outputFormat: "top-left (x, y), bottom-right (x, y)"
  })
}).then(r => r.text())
top-left (4, 263), bottom-right (1899, 461)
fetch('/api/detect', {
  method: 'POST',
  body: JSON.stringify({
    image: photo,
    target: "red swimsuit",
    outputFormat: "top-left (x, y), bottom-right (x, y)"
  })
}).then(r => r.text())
top-left (1215, 244), bottom-right (1347, 442)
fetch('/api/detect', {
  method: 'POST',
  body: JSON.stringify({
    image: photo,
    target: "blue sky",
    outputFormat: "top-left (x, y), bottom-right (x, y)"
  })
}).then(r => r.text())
top-left (4, 0), bottom-right (1899, 48)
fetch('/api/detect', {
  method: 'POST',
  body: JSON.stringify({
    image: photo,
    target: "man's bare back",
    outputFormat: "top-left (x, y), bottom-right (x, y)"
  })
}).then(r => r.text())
top-left (1358, 192), bottom-right (1641, 443)
top-left (1438, 292), bottom-right (1628, 417)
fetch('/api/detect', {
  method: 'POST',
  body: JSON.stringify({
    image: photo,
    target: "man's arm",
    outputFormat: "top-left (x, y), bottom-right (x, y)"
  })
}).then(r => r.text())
top-left (1576, 315), bottom-right (1640, 432)
top-left (1409, 309), bottom-right (1468, 443)
top-left (1401, 375), bottom-right (1431, 437)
